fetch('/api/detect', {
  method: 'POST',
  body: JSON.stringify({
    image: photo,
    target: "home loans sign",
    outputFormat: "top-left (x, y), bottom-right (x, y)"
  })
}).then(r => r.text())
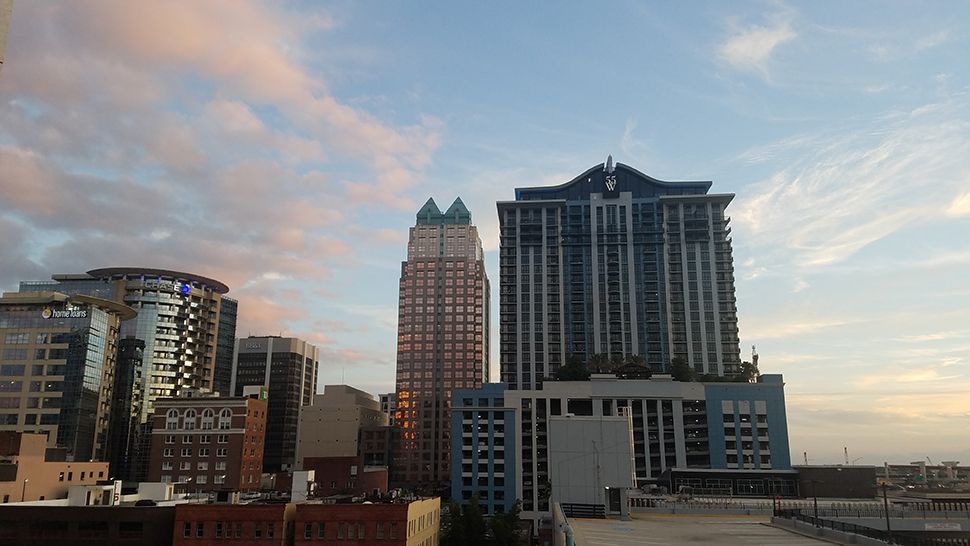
top-left (41, 306), bottom-right (88, 319)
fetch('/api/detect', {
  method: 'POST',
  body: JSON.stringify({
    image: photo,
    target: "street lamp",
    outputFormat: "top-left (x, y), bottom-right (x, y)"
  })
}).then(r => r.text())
top-left (881, 483), bottom-right (894, 544)
top-left (21, 478), bottom-right (29, 502)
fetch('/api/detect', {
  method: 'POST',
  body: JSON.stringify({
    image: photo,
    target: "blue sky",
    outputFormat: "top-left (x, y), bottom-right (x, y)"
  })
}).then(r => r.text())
top-left (1, 1), bottom-right (968, 465)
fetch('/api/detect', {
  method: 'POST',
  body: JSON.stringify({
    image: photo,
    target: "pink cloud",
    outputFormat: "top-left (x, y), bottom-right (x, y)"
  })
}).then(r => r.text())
top-left (0, 0), bottom-right (442, 344)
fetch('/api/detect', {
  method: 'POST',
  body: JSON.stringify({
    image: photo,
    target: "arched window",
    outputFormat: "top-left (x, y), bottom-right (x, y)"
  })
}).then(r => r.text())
top-left (219, 408), bottom-right (233, 430)
top-left (183, 409), bottom-right (197, 430)
top-left (201, 408), bottom-right (215, 430)
top-left (166, 409), bottom-right (180, 430)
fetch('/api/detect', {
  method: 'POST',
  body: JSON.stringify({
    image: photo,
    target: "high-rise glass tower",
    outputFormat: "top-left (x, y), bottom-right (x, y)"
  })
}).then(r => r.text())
top-left (497, 159), bottom-right (740, 389)
top-left (393, 198), bottom-right (490, 488)
top-left (0, 291), bottom-right (135, 461)
top-left (231, 335), bottom-right (319, 472)
top-left (20, 268), bottom-right (236, 479)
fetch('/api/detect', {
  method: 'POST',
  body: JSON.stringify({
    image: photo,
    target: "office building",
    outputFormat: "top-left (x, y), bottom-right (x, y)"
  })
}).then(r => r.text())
top-left (19, 268), bottom-right (238, 479)
top-left (296, 385), bottom-right (390, 497)
top-left (231, 336), bottom-right (319, 472)
top-left (497, 158), bottom-right (741, 388)
top-left (380, 392), bottom-right (396, 425)
top-left (0, 431), bottom-right (109, 503)
top-left (145, 391), bottom-right (267, 491)
top-left (394, 197), bottom-right (490, 488)
top-left (452, 374), bottom-right (791, 522)
top-left (0, 291), bottom-right (135, 460)
top-left (296, 385), bottom-right (386, 465)
top-left (0, 0), bottom-right (10, 73)
top-left (213, 298), bottom-right (238, 396)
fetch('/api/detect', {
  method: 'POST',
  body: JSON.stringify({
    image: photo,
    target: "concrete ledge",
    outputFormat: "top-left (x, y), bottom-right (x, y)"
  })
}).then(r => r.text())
top-left (633, 507), bottom-right (774, 516)
top-left (771, 516), bottom-right (890, 546)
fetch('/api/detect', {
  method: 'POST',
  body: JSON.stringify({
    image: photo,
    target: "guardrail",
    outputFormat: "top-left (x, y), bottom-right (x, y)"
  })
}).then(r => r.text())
top-left (561, 503), bottom-right (605, 519)
top-left (775, 509), bottom-right (970, 546)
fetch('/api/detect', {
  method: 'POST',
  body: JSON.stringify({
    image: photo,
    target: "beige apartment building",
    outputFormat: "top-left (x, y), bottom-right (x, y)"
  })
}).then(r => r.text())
top-left (0, 431), bottom-right (108, 503)
top-left (295, 385), bottom-right (387, 466)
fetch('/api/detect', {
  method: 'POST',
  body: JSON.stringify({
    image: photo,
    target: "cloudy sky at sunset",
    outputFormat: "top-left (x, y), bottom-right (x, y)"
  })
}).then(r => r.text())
top-left (2, 1), bottom-right (968, 465)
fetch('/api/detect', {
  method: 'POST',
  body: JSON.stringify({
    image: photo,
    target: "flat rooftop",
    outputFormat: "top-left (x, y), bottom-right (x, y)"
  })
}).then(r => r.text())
top-left (570, 515), bottom-right (830, 546)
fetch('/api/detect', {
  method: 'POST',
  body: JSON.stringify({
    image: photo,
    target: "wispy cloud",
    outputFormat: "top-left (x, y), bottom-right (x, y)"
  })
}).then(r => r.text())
top-left (914, 30), bottom-right (949, 51)
top-left (733, 96), bottom-right (970, 267)
top-left (718, 11), bottom-right (796, 79)
top-left (742, 316), bottom-right (859, 341)
top-left (947, 192), bottom-right (970, 217)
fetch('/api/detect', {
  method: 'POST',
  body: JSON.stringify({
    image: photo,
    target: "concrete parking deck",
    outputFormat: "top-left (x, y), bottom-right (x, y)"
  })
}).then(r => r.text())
top-left (570, 514), bottom-right (833, 545)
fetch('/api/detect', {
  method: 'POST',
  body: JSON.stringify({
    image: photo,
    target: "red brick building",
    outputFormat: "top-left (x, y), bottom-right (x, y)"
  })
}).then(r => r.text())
top-left (173, 503), bottom-right (293, 546)
top-left (172, 498), bottom-right (440, 546)
top-left (301, 456), bottom-right (388, 497)
top-left (293, 498), bottom-right (439, 546)
top-left (146, 393), bottom-right (266, 491)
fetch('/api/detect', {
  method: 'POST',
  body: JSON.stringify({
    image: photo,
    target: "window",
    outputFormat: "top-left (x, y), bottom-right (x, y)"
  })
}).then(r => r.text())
top-left (338, 523), bottom-right (346, 539)
top-left (267, 523), bottom-right (274, 538)
top-left (165, 435), bottom-right (175, 444)
top-left (357, 523), bottom-right (365, 538)
top-left (217, 434), bottom-right (229, 444)
top-left (305, 523), bottom-right (312, 539)
top-left (215, 522), bottom-right (223, 538)
top-left (181, 448), bottom-right (192, 457)
top-left (184, 409), bottom-right (197, 430)
top-left (162, 462), bottom-right (173, 471)
top-left (219, 408), bottom-right (232, 429)
top-left (166, 409), bottom-right (179, 430)
top-left (254, 523), bottom-right (262, 538)
top-left (318, 522), bottom-right (326, 538)
top-left (199, 448), bottom-right (209, 457)
top-left (376, 522), bottom-right (384, 539)
top-left (201, 408), bottom-right (214, 429)
top-left (196, 522), bottom-right (204, 538)
top-left (390, 522), bottom-right (398, 539)
top-left (183, 522), bottom-right (191, 538)
top-left (217, 448), bottom-right (227, 457)
top-left (215, 461), bottom-right (226, 471)
top-left (163, 448), bottom-right (173, 457)
top-left (197, 461), bottom-right (208, 471)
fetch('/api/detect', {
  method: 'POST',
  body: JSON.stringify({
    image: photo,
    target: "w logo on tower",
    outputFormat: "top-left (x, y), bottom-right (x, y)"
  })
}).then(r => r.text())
top-left (603, 154), bottom-right (618, 193)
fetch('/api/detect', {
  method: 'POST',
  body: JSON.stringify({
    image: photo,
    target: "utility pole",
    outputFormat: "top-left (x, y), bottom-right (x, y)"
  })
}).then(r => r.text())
top-left (882, 483), bottom-right (894, 544)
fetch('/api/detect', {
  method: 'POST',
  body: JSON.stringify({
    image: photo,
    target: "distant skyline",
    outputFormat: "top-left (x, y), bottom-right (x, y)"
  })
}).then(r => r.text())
top-left (1, 1), bottom-right (968, 465)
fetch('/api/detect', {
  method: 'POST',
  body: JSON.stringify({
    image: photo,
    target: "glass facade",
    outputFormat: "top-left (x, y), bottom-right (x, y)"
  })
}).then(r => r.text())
top-left (0, 294), bottom-right (129, 461)
top-left (19, 268), bottom-right (235, 479)
top-left (232, 336), bottom-right (319, 472)
top-left (214, 297), bottom-right (238, 396)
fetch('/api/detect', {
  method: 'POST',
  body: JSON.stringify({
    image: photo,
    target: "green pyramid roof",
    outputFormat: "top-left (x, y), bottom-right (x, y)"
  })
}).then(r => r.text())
top-left (416, 197), bottom-right (472, 225)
